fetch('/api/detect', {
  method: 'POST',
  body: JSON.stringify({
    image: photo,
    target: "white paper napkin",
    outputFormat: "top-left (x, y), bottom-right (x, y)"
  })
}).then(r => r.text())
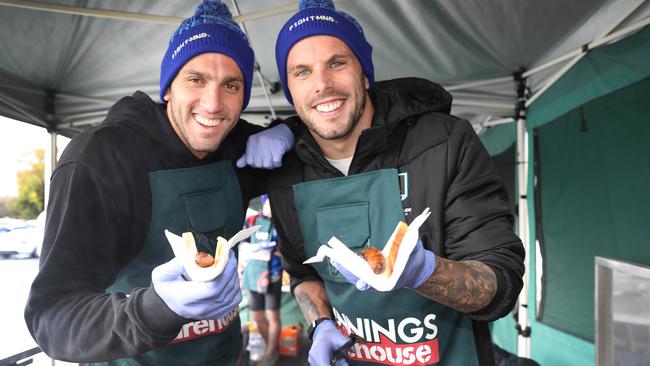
top-left (304, 208), bottom-right (431, 291)
top-left (164, 225), bottom-right (260, 281)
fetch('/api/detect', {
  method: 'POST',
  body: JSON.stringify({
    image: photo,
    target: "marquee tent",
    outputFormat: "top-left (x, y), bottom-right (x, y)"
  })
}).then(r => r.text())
top-left (1, 1), bottom-right (649, 365)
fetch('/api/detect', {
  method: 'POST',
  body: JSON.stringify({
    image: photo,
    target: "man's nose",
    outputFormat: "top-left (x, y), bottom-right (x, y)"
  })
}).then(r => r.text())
top-left (313, 69), bottom-right (334, 94)
top-left (201, 86), bottom-right (224, 113)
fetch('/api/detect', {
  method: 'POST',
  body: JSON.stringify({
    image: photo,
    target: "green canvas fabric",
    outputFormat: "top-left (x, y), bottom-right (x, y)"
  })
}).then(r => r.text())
top-left (480, 124), bottom-right (517, 215)
top-left (527, 25), bottom-right (650, 129)
top-left (490, 317), bottom-right (518, 355)
top-left (535, 76), bottom-right (650, 341)
top-left (480, 123), bottom-right (516, 156)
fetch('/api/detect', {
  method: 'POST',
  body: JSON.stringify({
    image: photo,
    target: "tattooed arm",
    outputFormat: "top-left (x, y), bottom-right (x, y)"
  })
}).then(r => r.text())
top-left (415, 258), bottom-right (497, 313)
top-left (414, 119), bottom-right (524, 318)
top-left (293, 281), bottom-right (333, 322)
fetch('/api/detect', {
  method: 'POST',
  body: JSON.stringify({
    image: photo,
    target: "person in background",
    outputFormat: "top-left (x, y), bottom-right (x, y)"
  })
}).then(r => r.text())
top-left (242, 195), bottom-right (283, 366)
top-left (24, 1), bottom-right (293, 365)
top-left (267, 0), bottom-right (525, 365)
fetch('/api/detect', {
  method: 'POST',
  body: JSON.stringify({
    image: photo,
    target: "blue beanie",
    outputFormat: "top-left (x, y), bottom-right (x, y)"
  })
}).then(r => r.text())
top-left (275, 0), bottom-right (374, 105)
top-left (160, 1), bottom-right (254, 109)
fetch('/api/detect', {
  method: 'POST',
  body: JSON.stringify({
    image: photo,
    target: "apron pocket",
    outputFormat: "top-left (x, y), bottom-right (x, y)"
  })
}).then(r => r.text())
top-left (316, 202), bottom-right (370, 249)
top-left (184, 189), bottom-right (227, 233)
top-left (315, 203), bottom-right (371, 283)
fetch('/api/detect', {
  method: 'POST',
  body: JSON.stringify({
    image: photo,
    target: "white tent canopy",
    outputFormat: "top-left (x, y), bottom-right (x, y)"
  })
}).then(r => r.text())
top-left (1, 0), bottom-right (647, 135)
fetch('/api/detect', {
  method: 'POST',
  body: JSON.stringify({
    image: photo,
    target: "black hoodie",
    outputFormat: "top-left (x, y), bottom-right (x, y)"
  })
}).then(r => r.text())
top-left (24, 91), bottom-right (268, 362)
top-left (268, 78), bottom-right (524, 363)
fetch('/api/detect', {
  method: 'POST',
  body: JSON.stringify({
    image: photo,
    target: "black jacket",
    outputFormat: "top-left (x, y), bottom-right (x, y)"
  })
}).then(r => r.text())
top-left (268, 77), bottom-right (524, 321)
top-left (24, 91), bottom-right (267, 362)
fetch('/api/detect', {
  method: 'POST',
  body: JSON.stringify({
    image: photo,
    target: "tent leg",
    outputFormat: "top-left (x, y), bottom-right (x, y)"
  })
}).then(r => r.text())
top-left (516, 116), bottom-right (531, 358)
top-left (43, 89), bottom-right (58, 212)
top-left (43, 131), bottom-right (58, 212)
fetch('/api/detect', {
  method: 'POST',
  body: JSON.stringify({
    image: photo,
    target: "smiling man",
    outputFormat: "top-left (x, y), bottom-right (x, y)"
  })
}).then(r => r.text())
top-left (24, 1), bottom-right (293, 365)
top-left (286, 35), bottom-right (371, 160)
top-left (164, 53), bottom-right (246, 158)
top-left (267, 1), bottom-right (525, 365)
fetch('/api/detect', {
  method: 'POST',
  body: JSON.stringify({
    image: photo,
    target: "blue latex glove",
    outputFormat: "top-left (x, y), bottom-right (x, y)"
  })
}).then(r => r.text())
top-left (309, 320), bottom-right (349, 366)
top-left (152, 251), bottom-right (242, 320)
top-left (331, 240), bottom-right (436, 291)
top-left (236, 123), bottom-right (294, 169)
top-left (330, 258), bottom-right (371, 291)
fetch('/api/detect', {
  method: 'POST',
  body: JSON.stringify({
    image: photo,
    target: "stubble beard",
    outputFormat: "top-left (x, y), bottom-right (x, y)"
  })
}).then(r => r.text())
top-left (168, 99), bottom-right (226, 155)
top-left (299, 82), bottom-right (366, 141)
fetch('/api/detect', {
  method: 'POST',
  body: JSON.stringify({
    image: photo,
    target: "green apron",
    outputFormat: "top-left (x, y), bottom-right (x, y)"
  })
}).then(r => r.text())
top-left (242, 216), bottom-right (276, 293)
top-left (293, 169), bottom-right (478, 366)
top-left (102, 161), bottom-right (244, 366)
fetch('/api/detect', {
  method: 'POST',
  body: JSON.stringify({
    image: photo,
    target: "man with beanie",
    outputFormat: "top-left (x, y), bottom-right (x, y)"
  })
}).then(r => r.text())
top-left (268, 1), bottom-right (525, 365)
top-left (24, 1), bottom-right (293, 365)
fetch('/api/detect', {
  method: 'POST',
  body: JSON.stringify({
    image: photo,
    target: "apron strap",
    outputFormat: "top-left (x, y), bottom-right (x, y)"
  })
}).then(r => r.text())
top-left (472, 320), bottom-right (496, 366)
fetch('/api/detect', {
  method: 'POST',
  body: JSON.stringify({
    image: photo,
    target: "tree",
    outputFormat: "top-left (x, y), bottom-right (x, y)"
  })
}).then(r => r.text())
top-left (0, 196), bottom-right (16, 217)
top-left (14, 149), bottom-right (44, 219)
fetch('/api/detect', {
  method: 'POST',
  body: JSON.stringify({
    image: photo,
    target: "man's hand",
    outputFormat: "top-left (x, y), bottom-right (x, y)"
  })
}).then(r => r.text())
top-left (394, 239), bottom-right (436, 289)
top-left (236, 123), bottom-right (294, 169)
top-left (152, 251), bottom-right (242, 320)
top-left (309, 320), bottom-right (349, 366)
top-left (331, 239), bottom-right (436, 290)
top-left (330, 259), bottom-right (371, 291)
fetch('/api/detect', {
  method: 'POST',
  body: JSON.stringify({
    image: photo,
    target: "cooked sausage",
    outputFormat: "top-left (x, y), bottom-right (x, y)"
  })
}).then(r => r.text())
top-left (359, 221), bottom-right (408, 276)
top-left (360, 247), bottom-right (385, 274)
top-left (195, 252), bottom-right (215, 268)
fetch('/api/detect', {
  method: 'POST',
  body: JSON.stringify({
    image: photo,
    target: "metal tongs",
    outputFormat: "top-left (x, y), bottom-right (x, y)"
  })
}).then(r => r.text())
top-left (330, 333), bottom-right (365, 365)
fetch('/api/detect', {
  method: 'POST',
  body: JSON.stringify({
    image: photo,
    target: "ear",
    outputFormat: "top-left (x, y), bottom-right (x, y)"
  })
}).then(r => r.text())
top-left (364, 75), bottom-right (369, 89)
top-left (163, 88), bottom-right (171, 102)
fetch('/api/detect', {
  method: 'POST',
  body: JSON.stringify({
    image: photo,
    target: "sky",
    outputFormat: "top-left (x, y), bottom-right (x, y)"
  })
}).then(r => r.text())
top-left (0, 116), bottom-right (69, 197)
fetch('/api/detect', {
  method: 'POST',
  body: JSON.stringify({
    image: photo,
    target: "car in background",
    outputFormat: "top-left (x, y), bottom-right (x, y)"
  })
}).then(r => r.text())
top-left (0, 220), bottom-right (41, 259)
top-left (0, 217), bottom-right (26, 233)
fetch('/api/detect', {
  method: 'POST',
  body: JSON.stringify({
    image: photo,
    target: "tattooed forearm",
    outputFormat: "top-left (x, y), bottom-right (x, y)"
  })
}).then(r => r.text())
top-left (415, 258), bottom-right (497, 313)
top-left (294, 281), bottom-right (333, 322)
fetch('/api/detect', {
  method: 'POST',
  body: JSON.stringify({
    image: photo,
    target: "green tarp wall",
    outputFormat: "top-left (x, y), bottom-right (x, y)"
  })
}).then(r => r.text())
top-left (480, 25), bottom-right (650, 365)
top-left (481, 123), bottom-right (517, 216)
top-left (535, 76), bottom-right (650, 341)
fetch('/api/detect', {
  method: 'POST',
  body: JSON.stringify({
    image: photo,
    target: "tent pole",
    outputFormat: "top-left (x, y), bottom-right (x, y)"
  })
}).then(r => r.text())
top-left (482, 117), bottom-right (515, 128)
top-left (526, 54), bottom-right (583, 107)
top-left (444, 76), bottom-right (513, 92)
top-left (514, 72), bottom-right (531, 359)
top-left (526, 0), bottom-right (647, 106)
top-left (452, 99), bottom-right (513, 110)
top-left (590, 15), bottom-right (650, 49)
top-left (230, 0), bottom-right (277, 122)
top-left (516, 116), bottom-right (531, 359)
top-left (57, 93), bottom-right (117, 107)
top-left (524, 2), bottom-right (647, 79)
top-left (43, 131), bottom-right (58, 213)
top-left (522, 49), bottom-right (582, 79)
top-left (43, 90), bottom-right (59, 213)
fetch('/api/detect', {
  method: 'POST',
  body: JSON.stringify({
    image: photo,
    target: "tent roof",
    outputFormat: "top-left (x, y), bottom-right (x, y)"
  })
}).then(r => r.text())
top-left (0, 0), bottom-right (648, 136)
